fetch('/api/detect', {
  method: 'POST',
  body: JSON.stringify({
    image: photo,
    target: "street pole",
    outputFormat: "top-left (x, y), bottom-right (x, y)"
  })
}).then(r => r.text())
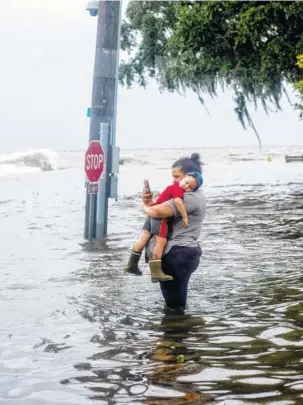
top-left (96, 122), bottom-right (109, 239)
top-left (84, 0), bottom-right (122, 241)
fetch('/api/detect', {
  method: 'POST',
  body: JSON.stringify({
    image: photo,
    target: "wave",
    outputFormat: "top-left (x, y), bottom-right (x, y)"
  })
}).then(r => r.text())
top-left (228, 156), bottom-right (266, 162)
top-left (119, 155), bottom-right (148, 166)
top-left (212, 181), bottom-right (303, 189)
top-left (0, 149), bottom-right (57, 177)
top-left (0, 199), bottom-right (13, 205)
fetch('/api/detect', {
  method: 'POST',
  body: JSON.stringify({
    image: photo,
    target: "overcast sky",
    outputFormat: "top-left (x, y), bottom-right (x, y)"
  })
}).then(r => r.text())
top-left (0, 0), bottom-right (302, 152)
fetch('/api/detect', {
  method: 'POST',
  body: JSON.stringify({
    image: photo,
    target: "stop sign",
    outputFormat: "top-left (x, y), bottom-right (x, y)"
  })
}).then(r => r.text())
top-left (85, 141), bottom-right (105, 183)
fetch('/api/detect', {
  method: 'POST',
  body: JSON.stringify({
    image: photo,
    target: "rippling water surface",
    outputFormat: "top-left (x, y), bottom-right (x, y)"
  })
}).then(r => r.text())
top-left (0, 147), bottom-right (302, 404)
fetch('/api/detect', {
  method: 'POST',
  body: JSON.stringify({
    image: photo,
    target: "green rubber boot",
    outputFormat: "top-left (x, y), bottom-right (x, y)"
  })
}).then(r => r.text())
top-left (124, 251), bottom-right (142, 276)
top-left (149, 259), bottom-right (173, 283)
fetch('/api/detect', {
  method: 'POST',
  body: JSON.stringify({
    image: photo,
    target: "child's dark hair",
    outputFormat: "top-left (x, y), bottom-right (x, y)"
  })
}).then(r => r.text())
top-left (172, 152), bottom-right (203, 174)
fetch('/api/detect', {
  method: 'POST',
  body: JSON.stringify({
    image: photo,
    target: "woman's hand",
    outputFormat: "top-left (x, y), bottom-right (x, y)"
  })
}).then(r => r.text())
top-left (142, 190), bottom-right (153, 206)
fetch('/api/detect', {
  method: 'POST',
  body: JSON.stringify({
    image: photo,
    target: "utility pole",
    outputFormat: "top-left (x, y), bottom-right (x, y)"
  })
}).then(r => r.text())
top-left (84, 1), bottom-right (121, 241)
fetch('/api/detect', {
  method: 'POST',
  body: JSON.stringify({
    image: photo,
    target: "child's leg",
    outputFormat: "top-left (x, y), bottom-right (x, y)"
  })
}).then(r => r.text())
top-left (133, 229), bottom-right (151, 253)
top-left (152, 218), bottom-right (168, 259)
top-left (152, 236), bottom-right (167, 259)
top-left (133, 217), bottom-right (152, 252)
top-left (124, 217), bottom-right (151, 276)
top-left (149, 218), bottom-right (173, 282)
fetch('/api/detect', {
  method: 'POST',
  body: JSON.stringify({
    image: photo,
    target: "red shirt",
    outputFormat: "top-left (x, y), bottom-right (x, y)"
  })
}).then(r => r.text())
top-left (155, 183), bottom-right (184, 205)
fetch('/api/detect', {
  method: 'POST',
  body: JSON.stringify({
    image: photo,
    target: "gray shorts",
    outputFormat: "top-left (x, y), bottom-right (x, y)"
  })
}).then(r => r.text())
top-left (143, 216), bottom-right (169, 238)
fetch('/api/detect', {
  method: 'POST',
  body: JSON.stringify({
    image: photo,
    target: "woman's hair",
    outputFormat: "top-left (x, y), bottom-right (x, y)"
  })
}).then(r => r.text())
top-left (172, 153), bottom-right (203, 174)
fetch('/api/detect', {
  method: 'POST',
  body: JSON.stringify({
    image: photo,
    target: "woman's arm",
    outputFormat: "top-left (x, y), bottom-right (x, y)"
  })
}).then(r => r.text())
top-left (144, 203), bottom-right (174, 218)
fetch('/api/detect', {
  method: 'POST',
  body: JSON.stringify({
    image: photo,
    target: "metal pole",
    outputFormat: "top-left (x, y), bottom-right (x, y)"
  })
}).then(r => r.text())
top-left (87, 192), bottom-right (95, 240)
top-left (84, 0), bottom-right (122, 241)
top-left (96, 122), bottom-right (109, 238)
top-left (111, 1), bottom-right (122, 147)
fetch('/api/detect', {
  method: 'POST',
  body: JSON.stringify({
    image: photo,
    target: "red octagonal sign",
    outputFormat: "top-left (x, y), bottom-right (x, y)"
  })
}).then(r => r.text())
top-left (85, 141), bottom-right (105, 183)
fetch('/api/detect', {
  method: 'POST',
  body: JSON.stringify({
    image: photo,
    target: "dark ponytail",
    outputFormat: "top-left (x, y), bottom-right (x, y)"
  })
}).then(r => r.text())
top-left (172, 152), bottom-right (203, 175)
top-left (190, 153), bottom-right (203, 174)
top-left (191, 153), bottom-right (201, 166)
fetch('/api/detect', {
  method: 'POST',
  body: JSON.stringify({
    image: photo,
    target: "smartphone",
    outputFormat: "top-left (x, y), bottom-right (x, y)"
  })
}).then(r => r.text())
top-left (143, 179), bottom-right (151, 195)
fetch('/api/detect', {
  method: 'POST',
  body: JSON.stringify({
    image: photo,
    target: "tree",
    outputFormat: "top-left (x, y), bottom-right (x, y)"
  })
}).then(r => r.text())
top-left (295, 54), bottom-right (303, 118)
top-left (119, 1), bottom-right (303, 145)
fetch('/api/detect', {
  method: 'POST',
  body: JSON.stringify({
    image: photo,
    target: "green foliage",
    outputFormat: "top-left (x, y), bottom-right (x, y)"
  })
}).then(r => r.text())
top-left (295, 54), bottom-right (303, 118)
top-left (120, 1), bottom-right (303, 144)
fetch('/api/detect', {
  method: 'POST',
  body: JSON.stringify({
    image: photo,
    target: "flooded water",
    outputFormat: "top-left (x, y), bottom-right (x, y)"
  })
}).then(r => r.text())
top-left (0, 147), bottom-right (302, 404)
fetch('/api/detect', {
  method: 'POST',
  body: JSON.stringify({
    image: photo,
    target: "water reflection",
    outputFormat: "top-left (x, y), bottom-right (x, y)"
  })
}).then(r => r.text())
top-left (64, 235), bottom-right (303, 405)
top-left (143, 313), bottom-right (214, 405)
top-left (65, 294), bottom-right (215, 404)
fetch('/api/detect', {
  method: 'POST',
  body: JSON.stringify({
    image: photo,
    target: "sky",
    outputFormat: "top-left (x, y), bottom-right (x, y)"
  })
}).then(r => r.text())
top-left (0, 0), bottom-right (302, 152)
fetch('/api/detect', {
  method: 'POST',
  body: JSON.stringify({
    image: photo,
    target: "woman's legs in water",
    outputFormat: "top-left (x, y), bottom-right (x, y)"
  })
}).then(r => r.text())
top-left (160, 246), bottom-right (200, 309)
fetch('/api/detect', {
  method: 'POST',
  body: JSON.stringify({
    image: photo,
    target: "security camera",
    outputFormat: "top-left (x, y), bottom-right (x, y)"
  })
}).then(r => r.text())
top-left (86, 1), bottom-right (98, 17)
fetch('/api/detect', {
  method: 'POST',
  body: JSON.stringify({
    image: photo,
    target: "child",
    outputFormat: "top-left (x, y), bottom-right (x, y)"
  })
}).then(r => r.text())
top-left (124, 171), bottom-right (203, 282)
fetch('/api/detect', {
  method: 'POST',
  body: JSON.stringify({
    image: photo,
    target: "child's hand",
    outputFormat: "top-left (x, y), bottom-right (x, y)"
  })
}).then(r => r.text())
top-left (183, 216), bottom-right (189, 228)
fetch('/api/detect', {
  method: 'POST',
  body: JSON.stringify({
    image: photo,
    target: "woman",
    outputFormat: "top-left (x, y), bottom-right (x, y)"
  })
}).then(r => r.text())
top-left (144, 153), bottom-right (206, 310)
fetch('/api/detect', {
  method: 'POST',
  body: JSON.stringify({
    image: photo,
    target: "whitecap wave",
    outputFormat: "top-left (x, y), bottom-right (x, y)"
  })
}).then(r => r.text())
top-left (0, 149), bottom-right (57, 177)
top-left (119, 154), bottom-right (148, 166)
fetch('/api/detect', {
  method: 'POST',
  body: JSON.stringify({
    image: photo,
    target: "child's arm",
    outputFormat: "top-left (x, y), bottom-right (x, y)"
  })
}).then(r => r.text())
top-left (173, 197), bottom-right (188, 227)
